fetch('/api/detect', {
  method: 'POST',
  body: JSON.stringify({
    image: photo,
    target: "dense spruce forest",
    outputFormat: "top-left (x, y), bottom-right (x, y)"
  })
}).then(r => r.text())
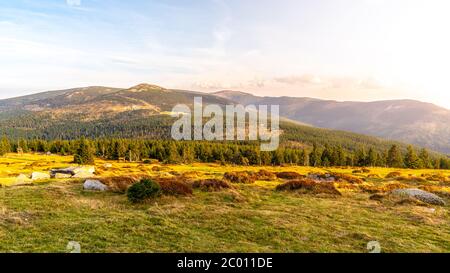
top-left (0, 137), bottom-right (448, 169)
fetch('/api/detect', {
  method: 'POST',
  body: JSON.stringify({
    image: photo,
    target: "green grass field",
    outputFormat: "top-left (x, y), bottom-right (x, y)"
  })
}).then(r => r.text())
top-left (0, 153), bottom-right (449, 253)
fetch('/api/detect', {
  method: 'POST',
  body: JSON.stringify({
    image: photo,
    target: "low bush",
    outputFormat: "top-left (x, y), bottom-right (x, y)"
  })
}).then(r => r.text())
top-left (421, 173), bottom-right (448, 182)
top-left (127, 178), bottom-right (161, 203)
top-left (181, 171), bottom-right (202, 179)
top-left (396, 176), bottom-right (427, 183)
top-left (386, 171), bottom-right (402, 179)
top-left (275, 172), bottom-right (304, 180)
top-left (276, 179), bottom-right (316, 191)
top-left (143, 159), bottom-right (159, 164)
top-left (360, 182), bottom-right (409, 194)
top-left (223, 171), bottom-right (256, 184)
top-left (256, 170), bottom-right (277, 181)
top-left (331, 173), bottom-right (363, 184)
top-left (276, 179), bottom-right (341, 195)
top-left (418, 185), bottom-right (450, 198)
top-left (100, 176), bottom-right (138, 193)
top-left (192, 179), bottom-right (233, 192)
top-left (155, 178), bottom-right (193, 196)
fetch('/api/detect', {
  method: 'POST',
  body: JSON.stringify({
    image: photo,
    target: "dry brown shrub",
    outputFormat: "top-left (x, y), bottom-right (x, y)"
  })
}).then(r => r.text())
top-left (352, 169), bottom-right (363, 174)
top-left (155, 178), bottom-right (193, 196)
top-left (276, 179), bottom-right (316, 191)
top-left (99, 176), bottom-right (139, 193)
top-left (386, 171), bottom-right (402, 178)
top-left (181, 171), bottom-right (202, 179)
top-left (331, 173), bottom-right (363, 184)
top-left (369, 193), bottom-right (386, 201)
top-left (396, 176), bottom-right (427, 183)
top-left (256, 170), bottom-right (277, 181)
top-left (192, 179), bottom-right (233, 192)
top-left (361, 168), bottom-right (371, 173)
top-left (421, 173), bottom-right (448, 182)
top-left (314, 183), bottom-right (343, 195)
top-left (223, 171), bottom-right (256, 184)
top-left (418, 185), bottom-right (450, 198)
top-left (367, 174), bottom-right (381, 179)
top-left (275, 172), bottom-right (304, 180)
top-left (276, 179), bottom-right (341, 195)
top-left (152, 166), bottom-right (172, 172)
top-left (361, 182), bottom-right (410, 194)
top-left (335, 182), bottom-right (359, 191)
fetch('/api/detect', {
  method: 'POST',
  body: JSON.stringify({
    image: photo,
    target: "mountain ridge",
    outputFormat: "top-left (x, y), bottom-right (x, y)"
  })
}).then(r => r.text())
top-left (214, 90), bottom-right (450, 153)
top-left (0, 84), bottom-right (448, 154)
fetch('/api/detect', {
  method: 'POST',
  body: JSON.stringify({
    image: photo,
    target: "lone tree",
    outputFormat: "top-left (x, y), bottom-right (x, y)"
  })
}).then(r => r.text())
top-left (404, 145), bottom-right (420, 169)
top-left (387, 145), bottom-right (404, 168)
top-left (74, 137), bottom-right (95, 165)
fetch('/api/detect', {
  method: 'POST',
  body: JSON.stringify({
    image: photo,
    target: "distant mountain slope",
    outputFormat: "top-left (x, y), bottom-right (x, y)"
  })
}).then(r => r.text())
top-left (214, 91), bottom-right (450, 153)
top-left (0, 83), bottom-right (446, 157)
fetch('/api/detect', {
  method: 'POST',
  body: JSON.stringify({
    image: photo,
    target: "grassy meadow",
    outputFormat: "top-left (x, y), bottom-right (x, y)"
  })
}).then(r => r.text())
top-left (0, 153), bottom-right (449, 253)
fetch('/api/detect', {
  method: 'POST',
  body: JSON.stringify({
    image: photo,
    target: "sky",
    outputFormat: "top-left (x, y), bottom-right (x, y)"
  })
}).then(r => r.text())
top-left (0, 0), bottom-right (449, 109)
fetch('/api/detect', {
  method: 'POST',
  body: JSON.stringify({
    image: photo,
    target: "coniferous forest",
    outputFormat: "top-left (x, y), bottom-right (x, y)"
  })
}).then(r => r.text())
top-left (0, 136), bottom-right (448, 169)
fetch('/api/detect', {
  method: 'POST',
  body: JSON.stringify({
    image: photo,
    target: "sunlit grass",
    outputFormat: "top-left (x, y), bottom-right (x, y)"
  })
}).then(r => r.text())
top-left (0, 153), bottom-right (449, 253)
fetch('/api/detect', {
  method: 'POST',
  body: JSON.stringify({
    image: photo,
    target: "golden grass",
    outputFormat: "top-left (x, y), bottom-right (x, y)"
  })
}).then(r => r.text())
top-left (0, 153), bottom-right (449, 252)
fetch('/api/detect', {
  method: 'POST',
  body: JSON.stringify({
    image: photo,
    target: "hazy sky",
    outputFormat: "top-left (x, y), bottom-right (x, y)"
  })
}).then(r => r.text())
top-left (1, 0), bottom-right (449, 108)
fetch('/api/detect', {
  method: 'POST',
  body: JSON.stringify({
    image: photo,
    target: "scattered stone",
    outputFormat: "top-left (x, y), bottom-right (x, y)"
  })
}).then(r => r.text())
top-left (83, 180), bottom-right (108, 191)
top-left (51, 166), bottom-right (95, 178)
top-left (390, 189), bottom-right (446, 206)
top-left (31, 172), bottom-right (50, 180)
top-left (16, 174), bottom-right (30, 182)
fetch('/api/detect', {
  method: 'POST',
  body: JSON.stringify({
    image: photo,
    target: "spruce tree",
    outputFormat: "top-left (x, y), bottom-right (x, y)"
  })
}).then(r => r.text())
top-left (387, 145), bottom-right (404, 168)
top-left (418, 148), bottom-right (431, 169)
top-left (404, 146), bottom-right (420, 169)
top-left (74, 137), bottom-right (95, 165)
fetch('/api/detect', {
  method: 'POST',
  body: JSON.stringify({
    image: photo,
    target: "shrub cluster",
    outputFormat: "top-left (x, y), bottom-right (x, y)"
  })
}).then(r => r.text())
top-left (127, 178), bottom-right (161, 203)
top-left (192, 179), bottom-right (233, 192)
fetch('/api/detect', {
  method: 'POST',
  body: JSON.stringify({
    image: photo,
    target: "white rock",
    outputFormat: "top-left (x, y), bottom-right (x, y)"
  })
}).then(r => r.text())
top-left (83, 180), bottom-right (108, 191)
top-left (51, 166), bottom-right (95, 177)
top-left (31, 172), bottom-right (50, 180)
top-left (16, 174), bottom-right (31, 183)
top-left (391, 189), bottom-right (446, 206)
top-left (54, 173), bottom-right (73, 179)
top-left (103, 163), bottom-right (113, 168)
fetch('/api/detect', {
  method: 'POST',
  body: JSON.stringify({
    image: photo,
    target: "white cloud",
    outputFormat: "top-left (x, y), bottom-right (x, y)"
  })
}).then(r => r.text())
top-left (66, 0), bottom-right (81, 7)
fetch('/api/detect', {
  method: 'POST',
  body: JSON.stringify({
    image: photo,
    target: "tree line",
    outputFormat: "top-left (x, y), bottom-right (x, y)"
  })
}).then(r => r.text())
top-left (0, 137), bottom-right (448, 169)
